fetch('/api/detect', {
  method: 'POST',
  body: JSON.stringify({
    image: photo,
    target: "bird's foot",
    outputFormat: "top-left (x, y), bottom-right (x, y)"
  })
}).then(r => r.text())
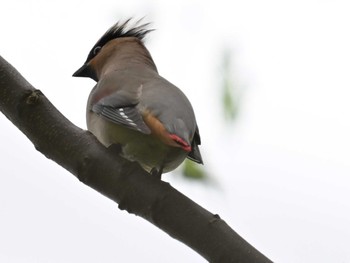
top-left (150, 167), bottom-right (163, 180)
top-left (107, 144), bottom-right (123, 155)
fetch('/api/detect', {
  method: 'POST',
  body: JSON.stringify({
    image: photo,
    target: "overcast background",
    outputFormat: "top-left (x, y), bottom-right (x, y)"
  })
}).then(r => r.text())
top-left (1, 0), bottom-right (350, 262)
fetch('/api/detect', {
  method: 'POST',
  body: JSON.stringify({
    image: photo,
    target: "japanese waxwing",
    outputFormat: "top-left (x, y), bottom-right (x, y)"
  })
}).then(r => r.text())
top-left (73, 18), bottom-right (202, 176)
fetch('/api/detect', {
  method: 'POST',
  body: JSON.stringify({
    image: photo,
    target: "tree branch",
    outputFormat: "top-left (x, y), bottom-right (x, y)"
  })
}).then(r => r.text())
top-left (0, 55), bottom-right (272, 263)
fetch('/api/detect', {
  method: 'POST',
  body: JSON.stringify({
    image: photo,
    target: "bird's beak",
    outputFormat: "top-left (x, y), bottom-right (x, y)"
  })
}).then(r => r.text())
top-left (72, 63), bottom-right (98, 81)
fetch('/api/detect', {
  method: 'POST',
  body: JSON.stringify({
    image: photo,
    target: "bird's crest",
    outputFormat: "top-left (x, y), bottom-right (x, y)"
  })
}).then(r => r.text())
top-left (84, 18), bottom-right (154, 63)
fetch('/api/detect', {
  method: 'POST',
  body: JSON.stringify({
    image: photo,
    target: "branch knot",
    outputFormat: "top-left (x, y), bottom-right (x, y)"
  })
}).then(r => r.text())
top-left (25, 89), bottom-right (42, 105)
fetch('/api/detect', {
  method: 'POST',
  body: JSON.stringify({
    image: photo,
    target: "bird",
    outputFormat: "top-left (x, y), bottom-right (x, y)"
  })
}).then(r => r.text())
top-left (73, 18), bottom-right (203, 177)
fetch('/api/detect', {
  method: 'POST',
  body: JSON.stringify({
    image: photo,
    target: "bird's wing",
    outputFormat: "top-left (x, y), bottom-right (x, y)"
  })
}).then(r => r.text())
top-left (91, 83), bottom-right (151, 134)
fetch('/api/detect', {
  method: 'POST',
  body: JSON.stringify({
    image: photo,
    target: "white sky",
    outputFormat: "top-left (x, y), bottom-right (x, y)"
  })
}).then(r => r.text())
top-left (1, 0), bottom-right (350, 262)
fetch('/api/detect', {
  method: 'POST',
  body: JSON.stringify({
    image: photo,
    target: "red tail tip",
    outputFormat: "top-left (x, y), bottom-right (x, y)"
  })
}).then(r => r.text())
top-left (168, 134), bottom-right (192, 152)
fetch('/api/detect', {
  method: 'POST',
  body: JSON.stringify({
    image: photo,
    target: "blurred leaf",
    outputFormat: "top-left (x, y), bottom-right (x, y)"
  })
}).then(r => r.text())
top-left (181, 159), bottom-right (207, 180)
top-left (221, 49), bottom-right (240, 122)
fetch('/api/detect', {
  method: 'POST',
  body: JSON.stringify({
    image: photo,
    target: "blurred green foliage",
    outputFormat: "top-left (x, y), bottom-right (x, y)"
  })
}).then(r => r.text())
top-left (182, 159), bottom-right (207, 180)
top-left (180, 48), bottom-right (241, 180)
top-left (222, 49), bottom-right (239, 122)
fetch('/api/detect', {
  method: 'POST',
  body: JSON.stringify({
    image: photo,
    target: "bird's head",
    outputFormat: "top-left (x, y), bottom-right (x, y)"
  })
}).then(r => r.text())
top-left (73, 18), bottom-right (155, 82)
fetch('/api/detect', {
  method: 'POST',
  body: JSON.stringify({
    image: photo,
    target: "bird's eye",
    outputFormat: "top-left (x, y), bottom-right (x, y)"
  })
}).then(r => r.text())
top-left (93, 46), bottom-right (101, 55)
